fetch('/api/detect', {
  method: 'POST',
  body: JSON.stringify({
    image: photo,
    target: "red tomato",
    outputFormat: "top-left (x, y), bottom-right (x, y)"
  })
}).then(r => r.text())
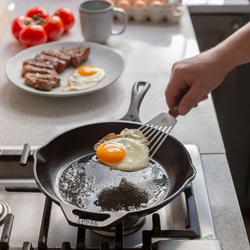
top-left (54, 8), bottom-right (75, 33)
top-left (44, 16), bottom-right (64, 41)
top-left (11, 16), bottom-right (33, 40)
top-left (19, 24), bottom-right (47, 47)
top-left (26, 6), bottom-right (49, 19)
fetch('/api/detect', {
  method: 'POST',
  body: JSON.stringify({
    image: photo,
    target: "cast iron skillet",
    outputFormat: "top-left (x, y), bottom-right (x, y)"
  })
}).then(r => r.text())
top-left (33, 81), bottom-right (196, 229)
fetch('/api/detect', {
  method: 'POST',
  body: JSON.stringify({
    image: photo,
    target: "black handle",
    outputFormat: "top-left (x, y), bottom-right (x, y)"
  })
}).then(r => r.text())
top-left (60, 203), bottom-right (126, 229)
top-left (120, 81), bottom-right (151, 122)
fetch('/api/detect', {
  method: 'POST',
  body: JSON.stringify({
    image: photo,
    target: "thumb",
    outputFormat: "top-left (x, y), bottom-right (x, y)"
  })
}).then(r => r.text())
top-left (178, 85), bottom-right (204, 115)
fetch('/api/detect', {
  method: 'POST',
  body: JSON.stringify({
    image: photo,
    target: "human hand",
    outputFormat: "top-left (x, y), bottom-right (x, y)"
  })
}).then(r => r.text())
top-left (165, 49), bottom-right (231, 116)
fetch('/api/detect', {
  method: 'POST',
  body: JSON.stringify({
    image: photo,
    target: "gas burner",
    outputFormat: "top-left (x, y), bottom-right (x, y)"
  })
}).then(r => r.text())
top-left (93, 216), bottom-right (145, 236)
top-left (0, 200), bottom-right (10, 224)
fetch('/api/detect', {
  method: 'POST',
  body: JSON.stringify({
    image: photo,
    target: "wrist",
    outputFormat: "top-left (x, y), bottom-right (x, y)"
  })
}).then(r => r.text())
top-left (209, 23), bottom-right (250, 72)
top-left (209, 46), bottom-right (237, 75)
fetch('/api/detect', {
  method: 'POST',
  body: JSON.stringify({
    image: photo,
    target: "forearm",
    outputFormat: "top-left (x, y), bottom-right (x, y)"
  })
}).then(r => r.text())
top-left (210, 22), bottom-right (250, 73)
top-left (165, 22), bottom-right (250, 115)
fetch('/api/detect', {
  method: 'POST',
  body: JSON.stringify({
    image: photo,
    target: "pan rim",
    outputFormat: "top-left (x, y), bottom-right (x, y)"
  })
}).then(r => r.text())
top-left (33, 120), bottom-right (196, 217)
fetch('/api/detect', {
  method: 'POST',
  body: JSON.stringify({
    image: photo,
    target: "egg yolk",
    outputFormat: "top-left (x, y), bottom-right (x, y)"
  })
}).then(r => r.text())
top-left (78, 65), bottom-right (98, 76)
top-left (96, 142), bottom-right (126, 164)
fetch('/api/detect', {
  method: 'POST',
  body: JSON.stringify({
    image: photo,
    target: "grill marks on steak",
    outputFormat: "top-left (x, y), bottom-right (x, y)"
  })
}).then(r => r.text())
top-left (61, 46), bottom-right (90, 67)
top-left (22, 46), bottom-right (90, 91)
top-left (41, 48), bottom-right (71, 66)
top-left (22, 65), bottom-right (57, 76)
top-left (35, 54), bottom-right (67, 73)
top-left (25, 73), bottom-right (60, 91)
top-left (23, 59), bottom-right (55, 70)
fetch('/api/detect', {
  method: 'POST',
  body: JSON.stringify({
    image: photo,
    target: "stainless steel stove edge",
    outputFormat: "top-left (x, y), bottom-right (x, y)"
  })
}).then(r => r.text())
top-left (155, 239), bottom-right (221, 250)
top-left (185, 145), bottom-right (216, 240)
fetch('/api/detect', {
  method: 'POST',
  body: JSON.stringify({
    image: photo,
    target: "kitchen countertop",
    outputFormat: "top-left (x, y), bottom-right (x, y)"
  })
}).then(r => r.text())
top-left (202, 154), bottom-right (250, 250)
top-left (0, 0), bottom-right (225, 154)
top-left (184, 0), bottom-right (249, 4)
top-left (0, 0), bottom-right (248, 249)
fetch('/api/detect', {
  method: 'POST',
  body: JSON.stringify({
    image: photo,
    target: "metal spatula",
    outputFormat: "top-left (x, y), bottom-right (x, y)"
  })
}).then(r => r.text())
top-left (138, 113), bottom-right (177, 159)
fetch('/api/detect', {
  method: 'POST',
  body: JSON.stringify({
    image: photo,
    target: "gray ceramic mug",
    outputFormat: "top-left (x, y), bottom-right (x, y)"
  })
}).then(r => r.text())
top-left (79, 0), bottom-right (128, 44)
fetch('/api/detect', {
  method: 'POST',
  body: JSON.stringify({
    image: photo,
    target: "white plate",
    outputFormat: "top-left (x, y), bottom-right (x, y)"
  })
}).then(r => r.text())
top-left (6, 41), bottom-right (125, 97)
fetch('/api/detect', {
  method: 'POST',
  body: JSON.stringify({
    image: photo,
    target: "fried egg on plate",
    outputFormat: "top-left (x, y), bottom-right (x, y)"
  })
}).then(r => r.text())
top-left (62, 65), bottom-right (105, 91)
top-left (94, 129), bottom-right (149, 172)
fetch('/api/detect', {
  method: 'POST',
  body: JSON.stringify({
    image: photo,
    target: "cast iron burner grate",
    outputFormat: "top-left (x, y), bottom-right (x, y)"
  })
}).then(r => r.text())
top-left (0, 186), bottom-right (200, 250)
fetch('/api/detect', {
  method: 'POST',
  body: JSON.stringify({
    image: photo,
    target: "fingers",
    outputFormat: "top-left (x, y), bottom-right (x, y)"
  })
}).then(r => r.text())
top-left (169, 107), bottom-right (179, 117)
top-left (200, 94), bottom-right (208, 102)
top-left (166, 77), bottom-right (209, 116)
top-left (165, 61), bottom-right (210, 116)
top-left (178, 86), bottom-right (207, 115)
top-left (165, 72), bottom-right (188, 110)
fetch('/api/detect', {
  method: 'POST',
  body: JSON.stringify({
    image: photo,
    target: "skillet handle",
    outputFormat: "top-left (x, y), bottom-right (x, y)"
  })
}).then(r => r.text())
top-left (120, 81), bottom-right (151, 122)
top-left (60, 204), bottom-right (126, 229)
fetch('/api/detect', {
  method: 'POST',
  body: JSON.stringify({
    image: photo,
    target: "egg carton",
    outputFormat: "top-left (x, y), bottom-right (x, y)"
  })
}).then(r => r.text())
top-left (113, 0), bottom-right (183, 23)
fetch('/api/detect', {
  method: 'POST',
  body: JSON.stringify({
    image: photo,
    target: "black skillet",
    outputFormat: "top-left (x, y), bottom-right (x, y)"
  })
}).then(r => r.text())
top-left (33, 81), bottom-right (196, 229)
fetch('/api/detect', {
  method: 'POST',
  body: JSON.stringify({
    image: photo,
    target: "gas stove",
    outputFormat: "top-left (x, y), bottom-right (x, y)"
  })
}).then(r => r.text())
top-left (0, 144), bottom-right (221, 250)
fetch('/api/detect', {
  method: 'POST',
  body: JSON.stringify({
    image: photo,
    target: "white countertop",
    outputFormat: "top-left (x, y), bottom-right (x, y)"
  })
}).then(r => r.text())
top-left (183, 0), bottom-right (249, 5)
top-left (0, 0), bottom-right (225, 154)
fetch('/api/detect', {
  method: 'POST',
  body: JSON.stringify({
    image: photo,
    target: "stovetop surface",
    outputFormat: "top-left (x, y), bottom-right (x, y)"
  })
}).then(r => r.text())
top-left (0, 145), bottom-right (221, 250)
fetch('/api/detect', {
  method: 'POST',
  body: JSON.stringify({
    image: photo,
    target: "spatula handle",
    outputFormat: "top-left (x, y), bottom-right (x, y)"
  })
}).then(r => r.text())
top-left (121, 81), bottom-right (151, 122)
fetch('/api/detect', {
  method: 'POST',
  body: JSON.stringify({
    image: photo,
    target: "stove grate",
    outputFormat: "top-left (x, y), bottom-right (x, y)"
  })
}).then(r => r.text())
top-left (0, 186), bottom-right (200, 250)
top-left (23, 242), bottom-right (32, 250)
top-left (0, 213), bottom-right (14, 250)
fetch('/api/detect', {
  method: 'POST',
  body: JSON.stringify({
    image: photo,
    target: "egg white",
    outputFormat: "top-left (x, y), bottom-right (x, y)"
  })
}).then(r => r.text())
top-left (62, 67), bottom-right (105, 92)
top-left (120, 128), bottom-right (148, 145)
top-left (102, 137), bottom-right (149, 172)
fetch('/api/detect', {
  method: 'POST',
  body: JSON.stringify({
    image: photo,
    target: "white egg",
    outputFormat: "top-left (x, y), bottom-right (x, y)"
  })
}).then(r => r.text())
top-left (120, 128), bottom-right (148, 145)
top-left (96, 128), bottom-right (150, 172)
top-left (62, 65), bottom-right (105, 92)
top-left (107, 137), bottom-right (149, 171)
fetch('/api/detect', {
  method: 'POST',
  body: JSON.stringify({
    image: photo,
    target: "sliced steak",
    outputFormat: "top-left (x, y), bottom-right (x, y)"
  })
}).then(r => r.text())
top-left (35, 54), bottom-right (67, 73)
top-left (42, 48), bottom-right (71, 66)
top-left (23, 59), bottom-right (55, 70)
top-left (61, 46), bottom-right (90, 67)
top-left (25, 73), bottom-right (60, 91)
top-left (21, 46), bottom-right (92, 92)
top-left (22, 65), bottom-right (57, 76)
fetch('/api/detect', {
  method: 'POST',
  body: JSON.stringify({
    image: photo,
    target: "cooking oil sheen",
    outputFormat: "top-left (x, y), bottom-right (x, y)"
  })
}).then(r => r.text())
top-left (58, 153), bottom-right (169, 212)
